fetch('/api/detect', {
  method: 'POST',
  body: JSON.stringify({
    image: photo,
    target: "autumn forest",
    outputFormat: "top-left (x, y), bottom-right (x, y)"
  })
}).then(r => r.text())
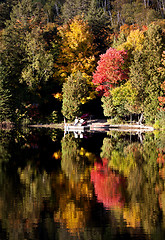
top-left (0, 0), bottom-right (165, 127)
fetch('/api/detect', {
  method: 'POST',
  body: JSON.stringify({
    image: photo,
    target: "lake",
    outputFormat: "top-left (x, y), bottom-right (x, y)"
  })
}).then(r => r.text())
top-left (0, 127), bottom-right (164, 240)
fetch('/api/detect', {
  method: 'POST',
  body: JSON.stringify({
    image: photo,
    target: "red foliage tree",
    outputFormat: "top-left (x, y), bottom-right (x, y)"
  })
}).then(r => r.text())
top-left (92, 48), bottom-right (129, 96)
top-left (91, 158), bottom-right (125, 209)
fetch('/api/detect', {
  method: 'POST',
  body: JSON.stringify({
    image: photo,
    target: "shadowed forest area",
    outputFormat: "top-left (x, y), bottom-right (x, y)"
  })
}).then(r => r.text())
top-left (0, 0), bottom-right (165, 128)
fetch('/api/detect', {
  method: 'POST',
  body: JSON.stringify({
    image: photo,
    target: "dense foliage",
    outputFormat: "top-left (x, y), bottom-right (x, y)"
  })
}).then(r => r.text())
top-left (0, 0), bottom-right (164, 126)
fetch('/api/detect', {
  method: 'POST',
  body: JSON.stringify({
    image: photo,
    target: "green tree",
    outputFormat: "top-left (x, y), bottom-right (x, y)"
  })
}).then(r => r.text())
top-left (111, 81), bottom-right (139, 117)
top-left (20, 28), bottom-right (54, 90)
top-left (101, 94), bottom-right (116, 118)
top-left (130, 24), bottom-right (165, 122)
top-left (62, 71), bottom-right (88, 120)
top-left (0, 73), bottom-right (11, 122)
top-left (84, 0), bottom-right (112, 54)
top-left (61, 0), bottom-right (91, 23)
top-left (129, 51), bottom-right (148, 115)
top-left (143, 24), bottom-right (164, 122)
top-left (0, 0), bottom-right (56, 122)
top-left (0, 0), bottom-right (18, 29)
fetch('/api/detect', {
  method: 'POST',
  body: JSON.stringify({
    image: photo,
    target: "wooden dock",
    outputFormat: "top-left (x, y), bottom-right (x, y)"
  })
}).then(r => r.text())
top-left (64, 124), bottom-right (90, 132)
top-left (90, 123), bottom-right (154, 131)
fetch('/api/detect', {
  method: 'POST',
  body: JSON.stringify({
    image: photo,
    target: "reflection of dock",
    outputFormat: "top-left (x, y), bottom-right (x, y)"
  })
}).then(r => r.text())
top-left (64, 123), bottom-right (90, 138)
top-left (64, 120), bottom-right (154, 138)
top-left (64, 124), bottom-right (90, 132)
top-left (64, 122), bottom-right (154, 133)
top-left (90, 124), bottom-right (154, 132)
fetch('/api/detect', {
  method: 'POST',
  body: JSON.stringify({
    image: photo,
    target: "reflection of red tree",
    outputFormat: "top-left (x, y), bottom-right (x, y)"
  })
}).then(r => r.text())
top-left (157, 148), bottom-right (165, 179)
top-left (91, 158), bottom-right (125, 209)
top-left (157, 151), bottom-right (165, 165)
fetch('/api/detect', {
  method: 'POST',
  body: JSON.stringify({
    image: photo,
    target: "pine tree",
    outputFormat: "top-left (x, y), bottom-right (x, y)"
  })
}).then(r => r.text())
top-left (62, 71), bottom-right (88, 120)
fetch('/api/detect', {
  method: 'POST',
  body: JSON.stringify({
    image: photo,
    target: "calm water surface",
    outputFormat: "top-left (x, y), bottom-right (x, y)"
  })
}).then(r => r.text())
top-left (0, 128), bottom-right (165, 240)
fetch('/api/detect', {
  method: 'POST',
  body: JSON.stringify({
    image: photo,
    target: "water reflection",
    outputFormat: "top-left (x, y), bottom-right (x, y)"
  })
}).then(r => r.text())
top-left (0, 128), bottom-right (164, 239)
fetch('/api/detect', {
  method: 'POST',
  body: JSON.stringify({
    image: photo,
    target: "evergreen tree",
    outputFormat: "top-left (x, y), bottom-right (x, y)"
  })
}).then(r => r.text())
top-left (0, 67), bottom-right (11, 122)
top-left (0, 0), bottom-right (55, 122)
top-left (62, 71), bottom-right (88, 120)
top-left (86, 0), bottom-right (112, 54)
top-left (0, 0), bottom-right (18, 29)
top-left (129, 51), bottom-right (148, 114)
top-left (61, 0), bottom-right (91, 23)
top-left (143, 24), bottom-right (164, 122)
top-left (130, 24), bottom-right (165, 122)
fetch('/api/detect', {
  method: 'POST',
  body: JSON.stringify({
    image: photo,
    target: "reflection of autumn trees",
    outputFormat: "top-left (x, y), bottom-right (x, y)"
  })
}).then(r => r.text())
top-left (52, 171), bottom-right (94, 236)
top-left (109, 142), bottom-right (144, 177)
top-left (123, 204), bottom-right (141, 228)
top-left (0, 130), bottom-right (58, 240)
top-left (61, 134), bottom-right (97, 182)
top-left (100, 133), bottom-right (163, 234)
top-left (91, 158), bottom-right (126, 209)
top-left (1, 128), bottom-right (165, 238)
top-left (0, 164), bottom-right (52, 240)
top-left (155, 131), bottom-right (165, 231)
top-left (52, 135), bottom-right (97, 235)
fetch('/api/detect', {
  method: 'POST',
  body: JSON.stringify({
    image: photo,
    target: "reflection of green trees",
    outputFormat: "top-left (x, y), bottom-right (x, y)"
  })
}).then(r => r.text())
top-left (0, 130), bottom-right (11, 163)
top-left (0, 130), bottom-right (11, 186)
top-left (0, 165), bottom-right (51, 240)
top-left (100, 137), bottom-right (114, 160)
top-left (0, 129), bottom-right (56, 240)
top-left (100, 133), bottom-right (163, 235)
top-left (109, 147), bottom-right (136, 177)
top-left (61, 134), bottom-right (96, 182)
top-left (61, 134), bottom-right (86, 182)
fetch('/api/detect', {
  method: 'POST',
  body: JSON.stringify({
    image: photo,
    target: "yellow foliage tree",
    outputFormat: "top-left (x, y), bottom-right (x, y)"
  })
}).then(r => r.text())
top-left (54, 15), bottom-right (96, 82)
top-left (117, 29), bottom-right (145, 52)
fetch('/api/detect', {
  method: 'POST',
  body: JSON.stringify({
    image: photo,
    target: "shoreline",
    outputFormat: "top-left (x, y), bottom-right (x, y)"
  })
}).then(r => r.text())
top-left (29, 119), bottom-right (154, 131)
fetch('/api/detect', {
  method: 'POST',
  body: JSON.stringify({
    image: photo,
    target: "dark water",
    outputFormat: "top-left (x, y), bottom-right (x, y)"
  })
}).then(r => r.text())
top-left (0, 127), bottom-right (165, 240)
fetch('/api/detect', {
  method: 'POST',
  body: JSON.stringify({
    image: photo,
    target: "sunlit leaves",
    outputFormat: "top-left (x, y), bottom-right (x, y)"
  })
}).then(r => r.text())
top-left (55, 15), bottom-right (96, 81)
top-left (117, 29), bottom-right (145, 52)
top-left (111, 81), bottom-right (141, 114)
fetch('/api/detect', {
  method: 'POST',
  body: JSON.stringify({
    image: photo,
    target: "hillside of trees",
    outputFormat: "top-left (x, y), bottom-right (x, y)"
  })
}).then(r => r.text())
top-left (0, 0), bottom-right (164, 127)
